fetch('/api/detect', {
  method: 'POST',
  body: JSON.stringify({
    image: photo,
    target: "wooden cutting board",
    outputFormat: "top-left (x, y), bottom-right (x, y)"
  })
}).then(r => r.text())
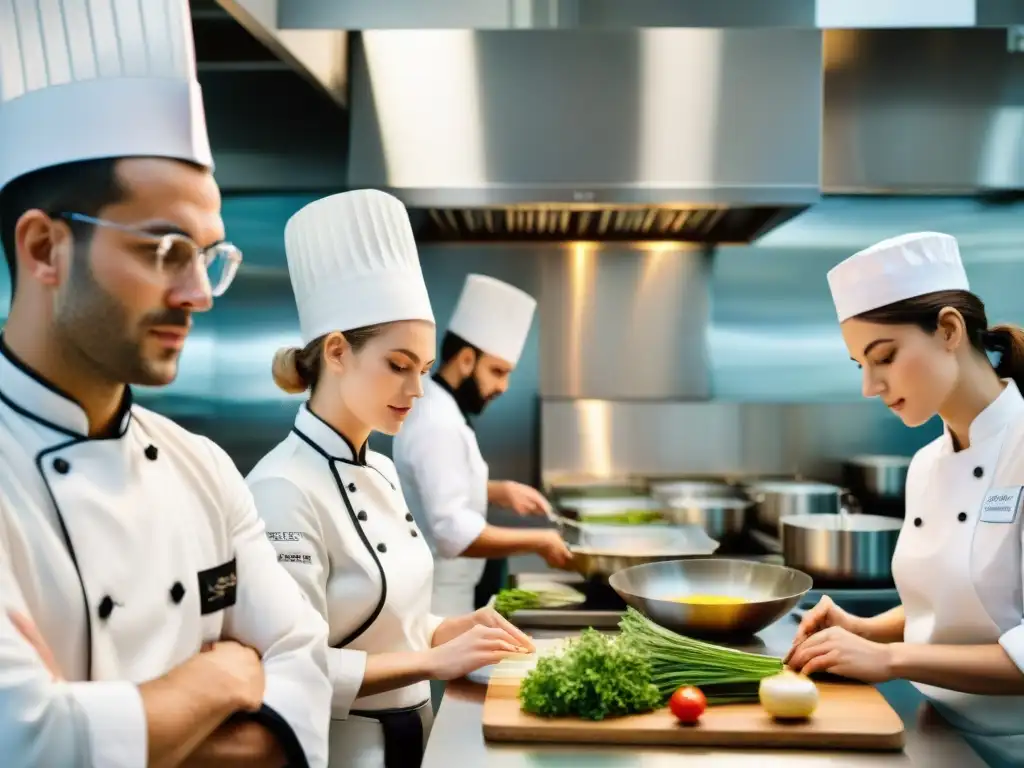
top-left (482, 641), bottom-right (906, 751)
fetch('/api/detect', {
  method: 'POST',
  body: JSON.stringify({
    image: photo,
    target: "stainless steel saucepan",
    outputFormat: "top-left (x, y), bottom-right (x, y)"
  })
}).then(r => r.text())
top-left (649, 480), bottom-right (755, 540)
top-left (842, 455), bottom-right (911, 501)
top-left (743, 479), bottom-right (859, 534)
top-left (780, 512), bottom-right (902, 584)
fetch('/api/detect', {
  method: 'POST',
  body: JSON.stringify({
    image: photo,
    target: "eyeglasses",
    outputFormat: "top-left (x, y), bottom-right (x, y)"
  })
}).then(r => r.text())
top-left (55, 212), bottom-right (243, 297)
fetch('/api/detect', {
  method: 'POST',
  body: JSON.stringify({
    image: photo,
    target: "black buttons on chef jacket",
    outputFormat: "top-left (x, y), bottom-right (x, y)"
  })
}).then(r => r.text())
top-left (145, 445), bottom-right (159, 461)
top-left (170, 582), bottom-right (186, 604)
top-left (357, 510), bottom-right (368, 522)
top-left (348, 483), bottom-right (357, 493)
top-left (52, 457), bottom-right (70, 474)
top-left (98, 596), bottom-right (115, 620)
top-left (377, 543), bottom-right (387, 553)
top-left (913, 517), bottom-right (923, 527)
top-left (958, 512), bottom-right (968, 523)
top-left (405, 513), bottom-right (414, 522)
top-left (973, 466), bottom-right (984, 478)
top-left (410, 530), bottom-right (419, 538)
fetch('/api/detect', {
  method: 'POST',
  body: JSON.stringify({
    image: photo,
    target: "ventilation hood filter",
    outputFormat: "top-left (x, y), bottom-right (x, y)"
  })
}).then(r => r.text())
top-left (417, 205), bottom-right (806, 244)
top-left (347, 28), bottom-right (823, 244)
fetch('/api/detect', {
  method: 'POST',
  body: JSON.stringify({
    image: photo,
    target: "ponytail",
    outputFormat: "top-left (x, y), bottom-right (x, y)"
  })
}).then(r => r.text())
top-left (983, 324), bottom-right (1024, 394)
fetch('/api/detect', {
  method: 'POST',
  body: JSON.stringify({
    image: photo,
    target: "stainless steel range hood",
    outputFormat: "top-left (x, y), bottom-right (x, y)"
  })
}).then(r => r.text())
top-left (347, 29), bottom-right (824, 243)
top-left (277, 0), bottom-right (1024, 31)
top-left (213, 0), bottom-right (1024, 243)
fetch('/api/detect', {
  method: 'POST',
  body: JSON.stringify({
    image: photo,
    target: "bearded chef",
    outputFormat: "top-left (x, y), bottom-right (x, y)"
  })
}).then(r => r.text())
top-left (0, 2), bottom-right (331, 766)
top-left (392, 274), bottom-right (572, 618)
top-left (786, 232), bottom-right (1024, 767)
top-left (247, 190), bottom-right (534, 768)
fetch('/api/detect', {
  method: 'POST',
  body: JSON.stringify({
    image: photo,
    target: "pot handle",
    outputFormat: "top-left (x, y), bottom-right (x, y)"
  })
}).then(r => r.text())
top-left (840, 489), bottom-right (862, 515)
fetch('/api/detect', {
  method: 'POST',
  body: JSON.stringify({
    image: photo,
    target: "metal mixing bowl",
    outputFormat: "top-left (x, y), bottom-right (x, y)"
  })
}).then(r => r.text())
top-left (608, 558), bottom-right (813, 637)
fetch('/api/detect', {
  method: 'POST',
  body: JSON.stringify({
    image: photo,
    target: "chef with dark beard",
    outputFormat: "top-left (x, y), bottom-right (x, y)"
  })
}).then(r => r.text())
top-left (393, 274), bottom-right (572, 617)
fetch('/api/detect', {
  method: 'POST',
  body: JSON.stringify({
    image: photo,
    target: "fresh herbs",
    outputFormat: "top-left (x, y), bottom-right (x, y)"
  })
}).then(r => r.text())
top-left (517, 609), bottom-right (787, 720)
top-left (494, 587), bottom-right (585, 618)
top-left (518, 629), bottom-right (662, 720)
top-left (618, 608), bottom-right (785, 704)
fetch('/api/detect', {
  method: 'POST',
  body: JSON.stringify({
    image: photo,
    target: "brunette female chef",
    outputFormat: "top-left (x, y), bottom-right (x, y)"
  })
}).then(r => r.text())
top-left (246, 189), bottom-right (533, 768)
top-left (787, 231), bottom-right (1024, 767)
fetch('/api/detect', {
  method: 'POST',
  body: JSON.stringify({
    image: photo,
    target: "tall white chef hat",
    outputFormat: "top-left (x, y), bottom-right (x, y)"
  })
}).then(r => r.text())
top-left (448, 274), bottom-right (537, 366)
top-left (0, 0), bottom-right (213, 192)
top-left (284, 189), bottom-right (434, 343)
top-left (827, 232), bottom-right (969, 323)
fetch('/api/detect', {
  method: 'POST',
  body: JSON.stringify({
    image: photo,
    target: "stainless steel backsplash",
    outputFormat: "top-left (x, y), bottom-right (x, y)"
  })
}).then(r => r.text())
top-left (538, 195), bottom-right (1024, 484)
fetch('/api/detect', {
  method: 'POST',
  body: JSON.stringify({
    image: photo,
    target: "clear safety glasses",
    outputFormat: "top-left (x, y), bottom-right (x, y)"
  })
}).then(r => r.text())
top-left (56, 212), bottom-right (243, 297)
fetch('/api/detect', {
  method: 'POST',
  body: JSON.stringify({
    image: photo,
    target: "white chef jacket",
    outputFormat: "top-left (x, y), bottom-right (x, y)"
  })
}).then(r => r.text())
top-left (0, 343), bottom-right (332, 768)
top-left (392, 376), bottom-right (490, 617)
top-left (892, 377), bottom-right (1024, 762)
top-left (247, 404), bottom-right (444, 768)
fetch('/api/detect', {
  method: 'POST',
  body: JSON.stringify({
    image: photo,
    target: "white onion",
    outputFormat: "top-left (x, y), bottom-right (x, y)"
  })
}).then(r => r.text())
top-left (758, 671), bottom-right (819, 719)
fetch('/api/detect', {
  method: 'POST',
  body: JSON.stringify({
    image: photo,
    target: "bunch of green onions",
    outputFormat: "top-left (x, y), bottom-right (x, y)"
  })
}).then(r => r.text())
top-left (618, 608), bottom-right (785, 704)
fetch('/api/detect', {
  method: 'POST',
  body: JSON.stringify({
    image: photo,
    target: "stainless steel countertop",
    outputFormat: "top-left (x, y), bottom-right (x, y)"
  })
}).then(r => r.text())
top-left (422, 616), bottom-right (989, 767)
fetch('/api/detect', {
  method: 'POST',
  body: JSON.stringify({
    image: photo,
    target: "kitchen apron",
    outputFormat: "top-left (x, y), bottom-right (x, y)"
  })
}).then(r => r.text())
top-left (432, 555), bottom-right (486, 617)
top-left (328, 701), bottom-right (433, 768)
top-left (892, 416), bottom-right (1024, 766)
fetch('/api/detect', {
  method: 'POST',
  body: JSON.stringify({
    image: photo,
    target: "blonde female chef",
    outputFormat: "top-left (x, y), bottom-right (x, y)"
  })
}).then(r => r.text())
top-left (246, 189), bottom-right (533, 768)
top-left (787, 232), bottom-right (1024, 767)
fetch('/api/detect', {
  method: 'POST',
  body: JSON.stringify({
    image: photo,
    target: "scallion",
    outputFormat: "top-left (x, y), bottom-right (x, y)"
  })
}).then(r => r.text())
top-left (618, 607), bottom-right (784, 704)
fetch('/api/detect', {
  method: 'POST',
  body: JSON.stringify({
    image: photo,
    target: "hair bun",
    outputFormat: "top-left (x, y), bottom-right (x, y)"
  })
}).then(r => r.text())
top-left (982, 327), bottom-right (1012, 353)
top-left (271, 347), bottom-right (309, 394)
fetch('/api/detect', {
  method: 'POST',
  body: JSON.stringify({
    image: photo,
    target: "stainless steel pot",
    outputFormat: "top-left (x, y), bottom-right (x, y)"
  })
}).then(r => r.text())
top-left (843, 455), bottom-right (911, 500)
top-left (649, 479), bottom-right (746, 501)
top-left (780, 513), bottom-right (902, 583)
top-left (649, 480), bottom-right (754, 539)
top-left (743, 479), bottom-right (857, 534)
top-left (658, 497), bottom-right (755, 540)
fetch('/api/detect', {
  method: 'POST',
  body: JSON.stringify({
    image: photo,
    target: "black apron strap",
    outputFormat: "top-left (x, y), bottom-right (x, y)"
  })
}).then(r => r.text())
top-left (351, 701), bottom-right (428, 768)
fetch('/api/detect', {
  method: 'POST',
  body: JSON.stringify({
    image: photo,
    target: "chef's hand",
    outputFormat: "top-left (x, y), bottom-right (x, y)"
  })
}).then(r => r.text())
top-left (427, 624), bottom-right (531, 680)
top-left (787, 626), bottom-right (894, 683)
top-left (434, 607), bottom-right (535, 653)
top-left (491, 480), bottom-right (552, 517)
top-left (8, 610), bottom-right (64, 681)
top-left (533, 530), bottom-right (573, 569)
top-left (784, 595), bottom-right (861, 663)
top-left (202, 640), bottom-right (266, 713)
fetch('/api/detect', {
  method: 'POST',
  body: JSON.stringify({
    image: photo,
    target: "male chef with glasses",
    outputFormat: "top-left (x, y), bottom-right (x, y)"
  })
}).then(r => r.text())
top-left (0, 2), bottom-right (331, 766)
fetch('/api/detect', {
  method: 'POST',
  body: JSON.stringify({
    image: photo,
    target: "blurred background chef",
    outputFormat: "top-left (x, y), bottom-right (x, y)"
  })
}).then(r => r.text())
top-left (247, 191), bottom-right (533, 768)
top-left (787, 232), bottom-right (1024, 768)
top-left (393, 274), bottom-right (572, 618)
top-left (0, 1), bottom-right (331, 766)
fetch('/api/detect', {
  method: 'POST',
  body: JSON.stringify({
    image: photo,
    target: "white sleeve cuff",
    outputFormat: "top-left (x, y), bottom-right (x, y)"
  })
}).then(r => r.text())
top-left (425, 613), bottom-right (446, 647)
top-left (328, 647), bottom-right (368, 719)
top-left (999, 624), bottom-right (1024, 673)
top-left (66, 680), bottom-right (147, 768)
top-left (437, 512), bottom-right (488, 559)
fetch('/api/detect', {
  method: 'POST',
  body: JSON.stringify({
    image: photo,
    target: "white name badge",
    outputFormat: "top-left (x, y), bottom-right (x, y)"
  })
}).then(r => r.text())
top-left (980, 486), bottom-right (1024, 524)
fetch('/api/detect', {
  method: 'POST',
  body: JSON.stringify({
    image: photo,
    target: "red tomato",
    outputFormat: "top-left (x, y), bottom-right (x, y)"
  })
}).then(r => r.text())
top-left (669, 686), bottom-right (707, 724)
